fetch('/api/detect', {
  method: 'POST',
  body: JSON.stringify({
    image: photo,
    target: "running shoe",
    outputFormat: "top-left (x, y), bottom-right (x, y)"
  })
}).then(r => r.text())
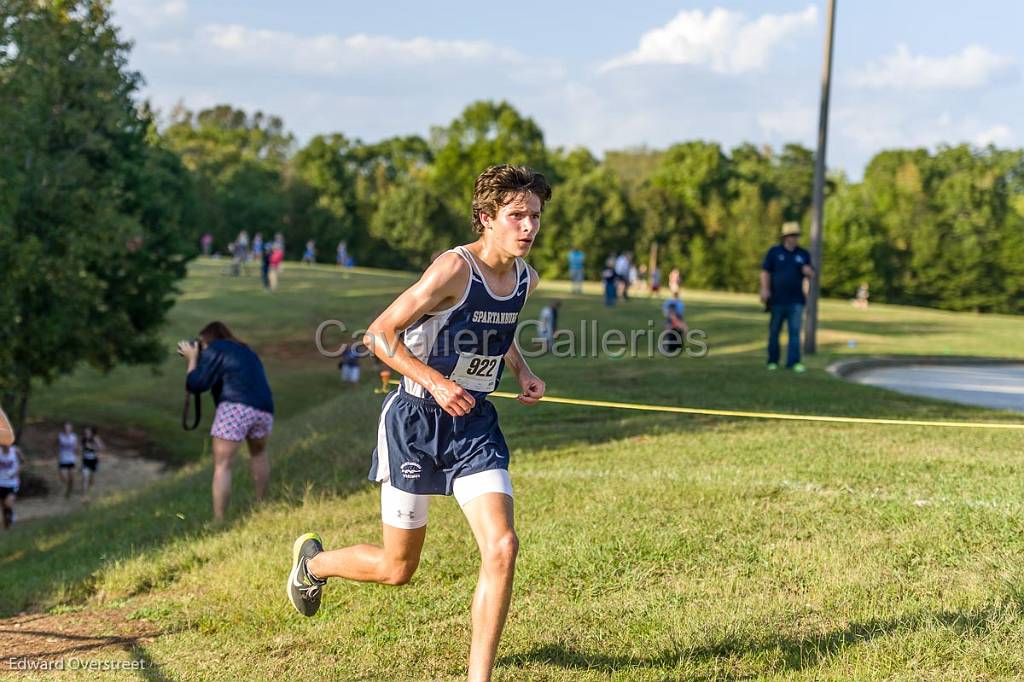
top-left (766, 363), bottom-right (780, 371)
top-left (287, 532), bottom-right (326, 616)
top-left (791, 363), bottom-right (807, 373)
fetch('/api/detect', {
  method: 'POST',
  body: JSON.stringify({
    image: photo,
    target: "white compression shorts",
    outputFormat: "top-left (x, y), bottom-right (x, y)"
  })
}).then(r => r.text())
top-left (380, 469), bottom-right (513, 530)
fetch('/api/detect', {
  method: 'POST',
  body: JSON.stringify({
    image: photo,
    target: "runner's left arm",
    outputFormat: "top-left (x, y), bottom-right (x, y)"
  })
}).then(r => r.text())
top-left (505, 344), bottom-right (545, 405)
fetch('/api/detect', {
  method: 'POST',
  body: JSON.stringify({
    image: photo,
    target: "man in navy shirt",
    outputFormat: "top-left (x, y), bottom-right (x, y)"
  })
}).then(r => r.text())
top-left (760, 222), bottom-right (814, 372)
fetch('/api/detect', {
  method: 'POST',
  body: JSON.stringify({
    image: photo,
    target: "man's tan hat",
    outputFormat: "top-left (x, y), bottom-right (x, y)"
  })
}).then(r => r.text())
top-left (780, 221), bottom-right (801, 237)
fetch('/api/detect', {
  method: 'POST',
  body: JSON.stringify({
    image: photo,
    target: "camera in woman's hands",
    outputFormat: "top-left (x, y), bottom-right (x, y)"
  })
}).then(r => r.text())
top-left (177, 338), bottom-right (200, 357)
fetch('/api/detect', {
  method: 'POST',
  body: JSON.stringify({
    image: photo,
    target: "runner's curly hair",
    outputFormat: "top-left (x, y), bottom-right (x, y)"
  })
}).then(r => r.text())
top-left (471, 164), bottom-right (552, 234)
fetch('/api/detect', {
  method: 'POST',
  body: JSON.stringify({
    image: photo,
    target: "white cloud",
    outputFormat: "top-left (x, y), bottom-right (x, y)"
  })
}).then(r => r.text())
top-left (973, 124), bottom-right (1014, 147)
top-left (849, 44), bottom-right (1016, 91)
top-left (111, 1), bottom-right (1021, 179)
top-left (196, 24), bottom-right (523, 76)
top-left (756, 105), bottom-right (816, 142)
top-left (836, 106), bottom-right (1016, 153)
top-left (113, 0), bottom-right (187, 33)
top-left (124, 17), bottom-right (565, 146)
top-left (601, 5), bottom-right (817, 74)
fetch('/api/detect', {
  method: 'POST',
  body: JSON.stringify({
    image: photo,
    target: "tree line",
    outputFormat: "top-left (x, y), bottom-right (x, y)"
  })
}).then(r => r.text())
top-left (162, 104), bottom-right (1024, 316)
top-left (2, 1), bottom-right (1022, 433)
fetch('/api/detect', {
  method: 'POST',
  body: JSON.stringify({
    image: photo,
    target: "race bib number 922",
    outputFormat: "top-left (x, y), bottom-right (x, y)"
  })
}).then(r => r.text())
top-left (450, 352), bottom-right (501, 392)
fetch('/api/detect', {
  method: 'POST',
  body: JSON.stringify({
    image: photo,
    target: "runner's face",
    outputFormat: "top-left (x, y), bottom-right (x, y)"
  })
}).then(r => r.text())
top-left (484, 193), bottom-right (541, 257)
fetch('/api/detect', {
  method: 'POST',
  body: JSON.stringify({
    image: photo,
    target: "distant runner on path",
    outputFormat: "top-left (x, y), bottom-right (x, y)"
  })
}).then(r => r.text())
top-left (57, 422), bottom-right (78, 499)
top-left (0, 442), bottom-right (26, 529)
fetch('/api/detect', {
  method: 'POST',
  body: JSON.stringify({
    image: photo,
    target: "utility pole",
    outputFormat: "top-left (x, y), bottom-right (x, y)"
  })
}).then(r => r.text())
top-left (803, 0), bottom-right (836, 354)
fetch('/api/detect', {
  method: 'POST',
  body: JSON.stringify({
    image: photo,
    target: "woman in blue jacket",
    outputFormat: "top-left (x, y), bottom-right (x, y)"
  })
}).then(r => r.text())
top-left (178, 321), bottom-right (274, 522)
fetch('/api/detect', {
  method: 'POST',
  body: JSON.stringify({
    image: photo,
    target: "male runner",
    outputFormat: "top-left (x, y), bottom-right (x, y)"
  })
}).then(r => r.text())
top-left (286, 164), bottom-right (551, 681)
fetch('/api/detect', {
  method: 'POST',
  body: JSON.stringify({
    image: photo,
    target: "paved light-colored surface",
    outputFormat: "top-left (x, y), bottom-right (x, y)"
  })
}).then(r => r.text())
top-left (13, 422), bottom-right (168, 523)
top-left (849, 364), bottom-right (1024, 412)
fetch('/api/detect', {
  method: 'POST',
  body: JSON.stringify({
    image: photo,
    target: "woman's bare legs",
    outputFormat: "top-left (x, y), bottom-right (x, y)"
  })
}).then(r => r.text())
top-left (211, 436), bottom-right (242, 522)
top-left (246, 436), bottom-right (270, 503)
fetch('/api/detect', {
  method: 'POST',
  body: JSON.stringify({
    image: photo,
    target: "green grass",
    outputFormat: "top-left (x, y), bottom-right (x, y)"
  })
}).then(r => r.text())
top-left (3, 258), bottom-right (1024, 680)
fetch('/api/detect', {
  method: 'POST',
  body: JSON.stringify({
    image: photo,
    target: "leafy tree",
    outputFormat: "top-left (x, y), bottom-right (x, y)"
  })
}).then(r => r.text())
top-left (550, 147), bottom-right (599, 182)
top-left (923, 146), bottom-right (1017, 311)
top-left (717, 179), bottom-right (782, 291)
top-left (162, 104), bottom-right (293, 251)
top-left (773, 144), bottom-right (815, 222)
top-left (604, 147), bottom-right (664, 191)
top-left (819, 179), bottom-right (884, 298)
top-left (0, 0), bottom-right (191, 435)
top-left (998, 153), bottom-right (1024, 312)
top-left (349, 134), bottom-right (433, 214)
top-left (633, 183), bottom-right (689, 277)
top-left (533, 167), bottom-right (634, 278)
top-left (289, 134), bottom-right (361, 262)
top-left (645, 142), bottom-right (730, 282)
top-left (429, 100), bottom-right (551, 212)
top-left (369, 177), bottom-right (461, 269)
top-left (651, 141), bottom-right (730, 216)
top-left (288, 133), bottom-right (433, 266)
top-left (840, 145), bottom-right (1024, 312)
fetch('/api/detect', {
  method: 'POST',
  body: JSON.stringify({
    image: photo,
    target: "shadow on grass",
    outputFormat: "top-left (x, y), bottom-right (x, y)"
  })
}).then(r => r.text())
top-left (499, 600), bottom-right (1024, 676)
top-left (0, 625), bottom-right (146, 660)
top-left (131, 643), bottom-right (177, 682)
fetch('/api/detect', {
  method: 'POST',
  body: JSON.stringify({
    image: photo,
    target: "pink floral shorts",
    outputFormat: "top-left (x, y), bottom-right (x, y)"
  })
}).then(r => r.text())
top-left (211, 402), bottom-right (274, 442)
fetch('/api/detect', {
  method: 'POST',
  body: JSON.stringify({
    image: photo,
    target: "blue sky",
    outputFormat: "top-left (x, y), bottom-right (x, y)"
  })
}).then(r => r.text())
top-left (113, 1), bottom-right (1024, 178)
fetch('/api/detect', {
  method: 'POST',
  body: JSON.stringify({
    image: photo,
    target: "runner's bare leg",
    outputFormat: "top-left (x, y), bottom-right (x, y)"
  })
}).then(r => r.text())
top-left (307, 524), bottom-right (426, 585)
top-left (462, 493), bottom-right (517, 682)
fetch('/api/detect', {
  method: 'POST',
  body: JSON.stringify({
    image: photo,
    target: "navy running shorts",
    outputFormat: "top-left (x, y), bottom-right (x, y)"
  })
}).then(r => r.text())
top-left (368, 388), bottom-right (510, 496)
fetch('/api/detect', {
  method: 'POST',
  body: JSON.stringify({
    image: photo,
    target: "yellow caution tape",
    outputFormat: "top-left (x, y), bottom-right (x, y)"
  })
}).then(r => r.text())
top-left (375, 377), bottom-right (1024, 430)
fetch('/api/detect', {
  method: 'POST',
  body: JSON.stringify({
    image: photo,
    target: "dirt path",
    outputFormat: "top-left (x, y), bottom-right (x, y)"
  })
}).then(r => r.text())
top-left (0, 609), bottom-right (161, 672)
top-left (11, 422), bottom-right (169, 523)
top-left (0, 425), bottom-right (171, 673)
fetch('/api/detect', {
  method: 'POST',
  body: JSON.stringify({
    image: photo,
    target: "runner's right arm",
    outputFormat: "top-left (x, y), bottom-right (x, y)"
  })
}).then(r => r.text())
top-left (363, 252), bottom-right (476, 417)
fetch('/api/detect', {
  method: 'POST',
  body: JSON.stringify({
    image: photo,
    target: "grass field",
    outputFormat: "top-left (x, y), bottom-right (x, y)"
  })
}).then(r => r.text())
top-left (3, 258), bottom-right (1024, 680)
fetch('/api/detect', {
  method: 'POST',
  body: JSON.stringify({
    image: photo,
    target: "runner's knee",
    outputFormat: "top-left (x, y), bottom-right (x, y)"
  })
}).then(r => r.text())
top-left (482, 531), bottom-right (518, 569)
top-left (381, 557), bottom-right (419, 586)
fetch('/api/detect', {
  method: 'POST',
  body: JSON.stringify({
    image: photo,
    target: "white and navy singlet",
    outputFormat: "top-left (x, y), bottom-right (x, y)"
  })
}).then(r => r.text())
top-left (0, 447), bottom-right (20, 490)
top-left (401, 246), bottom-right (531, 399)
top-left (58, 432), bottom-right (78, 466)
